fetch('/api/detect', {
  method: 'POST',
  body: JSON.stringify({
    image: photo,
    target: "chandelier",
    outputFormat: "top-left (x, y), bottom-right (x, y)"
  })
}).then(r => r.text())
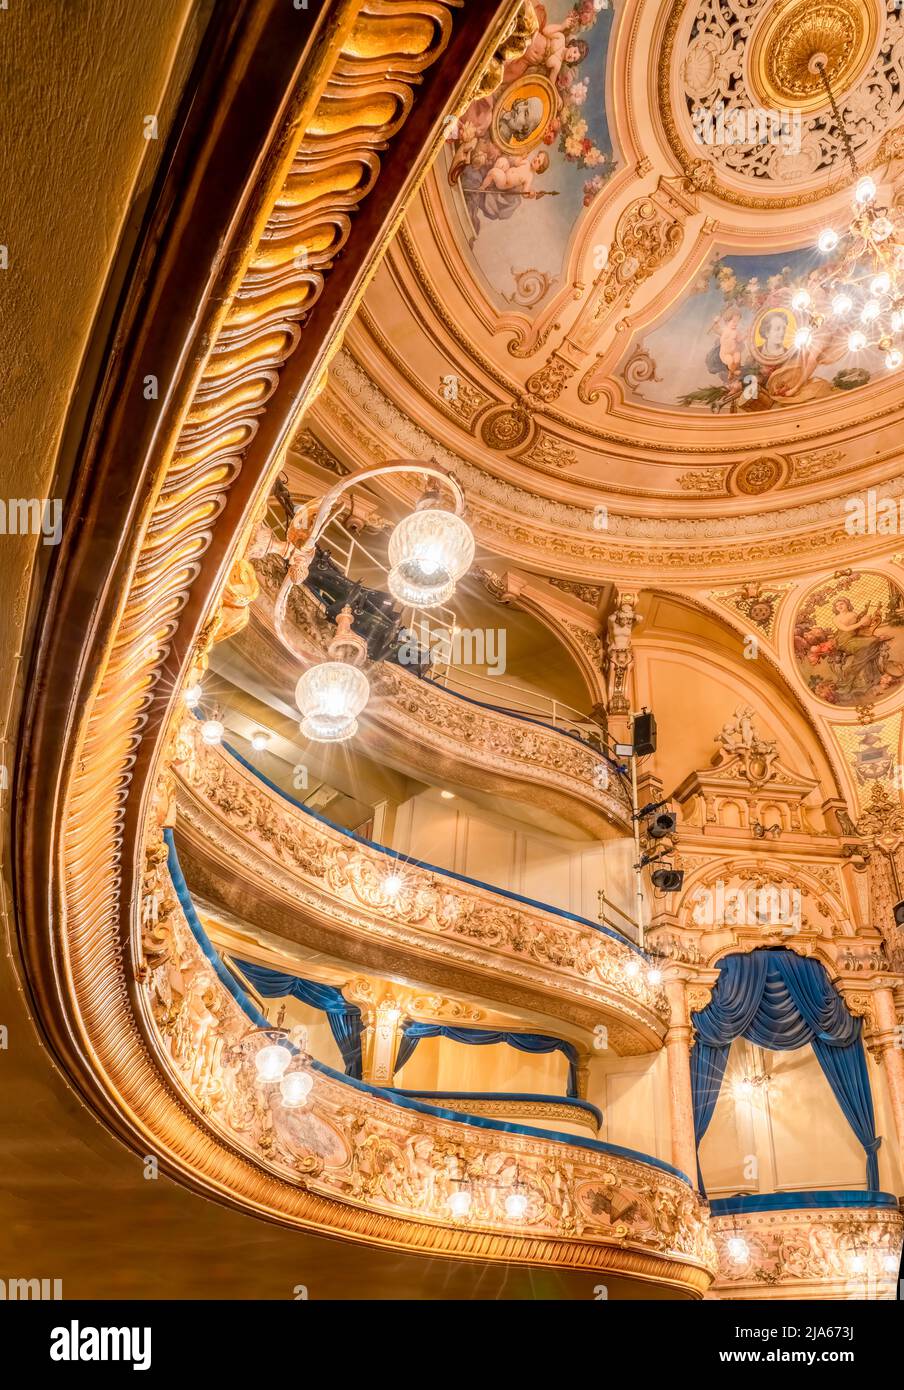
top-left (275, 462), bottom-right (473, 744)
top-left (801, 56), bottom-right (904, 374)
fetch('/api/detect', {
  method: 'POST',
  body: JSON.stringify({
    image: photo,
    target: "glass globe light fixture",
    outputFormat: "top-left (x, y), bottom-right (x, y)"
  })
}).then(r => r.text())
top-left (184, 681), bottom-right (203, 705)
top-left (794, 326), bottom-right (812, 349)
top-left (861, 299), bottom-right (881, 323)
top-left (817, 228), bottom-right (838, 253)
top-left (871, 272), bottom-right (891, 296)
top-left (647, 966), bottom-right (663, 986)
top-left (625, 958), bottom-right (642, 979)
top-left (251, 730), bottom-right (270, 751)
top-left (887, 349), bottom-right (903, 370)
top-left (791, 289), bottom-right (810, 312)
top-left (727, 1236), bottom-right (750, 1265)
top-left (255, 1043), bottom-right (292, 1083)
top-left (295, 607), bottom-right (370, 744)
top-left (505, 1190), bottom-right (529, 1221)
top-left (448, 1189), bottom-right (472, 1219)
top-left (848, 330), bottom-right (867, 352)
top-left (279, 1070), bottom-right (314, 1108)
top-left (831, 292), bottom-right (853, 317)
top-left (855, 176), bottom-right (876, 204)
top-left (848, 1252), bottom-right (867, 1276)
top-left (201, 719), bottom-right (224, 744)
top-left (872, 215), bottom-right (894, 242)
top-left (387, 492), bottom-right (475, 609)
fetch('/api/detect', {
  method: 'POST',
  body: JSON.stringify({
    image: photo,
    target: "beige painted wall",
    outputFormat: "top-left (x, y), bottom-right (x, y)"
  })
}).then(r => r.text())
top-left (395, 1036), bottom-right (568, 1096)
top-left (698, 1038), bottom-right (903, 1196)
top-left (392, 787), bottom-right (636, 929)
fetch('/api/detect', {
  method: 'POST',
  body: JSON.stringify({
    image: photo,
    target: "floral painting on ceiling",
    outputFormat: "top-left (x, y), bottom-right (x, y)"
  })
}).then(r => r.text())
top-left (444, 0), bottom-right (617, 311)
top-left (793, 572), bottom-right (904, 707)
top-left (617, 249), bottom-right (889, 414)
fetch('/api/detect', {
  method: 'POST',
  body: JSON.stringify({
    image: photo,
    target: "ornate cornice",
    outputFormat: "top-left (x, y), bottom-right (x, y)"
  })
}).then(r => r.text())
top-left (140, 831), bottom-right (713, 1286)
top-left (711, 1203), bottom-right (903, 1300)
top-left (173, 718), bottom-right (669, 1051)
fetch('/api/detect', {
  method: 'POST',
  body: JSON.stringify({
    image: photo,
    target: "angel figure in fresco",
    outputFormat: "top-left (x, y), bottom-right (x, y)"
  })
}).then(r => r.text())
top-left (479, 150), bottom-right (550, 197)
top-left (708, 305), bottom-right (744, 380)
top-left (828, 596), bottom-right (903, 699)
top-left (503, 6), bottom-right (582, 86)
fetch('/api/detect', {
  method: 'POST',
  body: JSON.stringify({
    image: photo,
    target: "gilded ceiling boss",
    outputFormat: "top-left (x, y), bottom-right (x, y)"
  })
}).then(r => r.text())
top-left (4, 0), bottom-right (904, 1338)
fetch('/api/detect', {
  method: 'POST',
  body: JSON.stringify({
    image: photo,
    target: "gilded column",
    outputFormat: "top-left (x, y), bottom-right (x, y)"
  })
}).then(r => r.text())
top-left (871, 985), bottom-right (904, 1156)
top-left (663, 971), bottom-right (700, 1186)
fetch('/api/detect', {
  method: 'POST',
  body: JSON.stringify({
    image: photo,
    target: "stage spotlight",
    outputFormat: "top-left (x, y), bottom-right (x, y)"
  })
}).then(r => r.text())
top-left (651, 867), bottom-right (684, 894)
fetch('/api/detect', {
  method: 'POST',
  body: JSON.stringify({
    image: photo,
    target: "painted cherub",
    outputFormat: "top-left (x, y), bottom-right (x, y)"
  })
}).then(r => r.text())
top-left (479, 149), bottom-right (549, 196)
top-left (506, 6), bottom-right (582, 86)
top-left (709, 304), bottom-right (744, 379)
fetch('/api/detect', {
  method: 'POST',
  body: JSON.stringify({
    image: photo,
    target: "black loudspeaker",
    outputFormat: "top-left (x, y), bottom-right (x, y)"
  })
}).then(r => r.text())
top-left (648, 811), bottom-right (677, 840)
top-left (633, 711), bottom-right (657, 756)
top-left (651, 868), bottom-right (684, 894)
top-left (894, 900), bottom-right (904, 927)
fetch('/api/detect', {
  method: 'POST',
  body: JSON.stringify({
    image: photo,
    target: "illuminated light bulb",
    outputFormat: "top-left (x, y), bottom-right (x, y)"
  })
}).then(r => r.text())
top-left (625, 959), bottom-right (642, 979)
top-left (791, 289), bottom-right (811, 312)
top-left (295, 660), bottom-right (369, 743)
top-left (848, 1252), bottom-right (867, 1275)
top-left (200, 719), bottom-right (224, 744)
top-left (387, 507), bottom-right (475, 609)
top-left (440, 790), bottom-right (455, 800)
top-left (505, 1191), bottom-right (529, 1221)
top-left (855, 176), bottom-right (877, 205)
top-left (872, 215), bottom-right (894, 242)
top-left (817, 227), bottom-right (839, 254)
top-left (251, 730), bottom-right (270, 751)
top-left (832, 292), bottom-right (853, 317)
top-left (279, 1070), bottom-right (313, 1108)
top-left (794, 326), bottom-right (812, 349)
top-left (848, 330), bottom-right (867, 352)
top-left (448, 1189), bottom-right (472, 1219)
top-left (861, 299), bottom-right (881, 323)
top-left (734, 1078), bottom-right (754, 1101)
top-left (886, 349), bottom-right (903, 370)
top-left (255, 1043), bottom-right (291, 1082)
top-left (727, 1236), bottom-right (750, 1265)
top-left (883, 1253), bottom-right (898, 1273)
top-left (871, 272), bottom-right (891, 296)
top-left (184, 682), bottom-right (203, 705)
top-left (891, 310), bottom-right (904, 332)
top-left (647, 967), bottom-right (663, 986)
top-left (382, 872), bottom-right (404, 898)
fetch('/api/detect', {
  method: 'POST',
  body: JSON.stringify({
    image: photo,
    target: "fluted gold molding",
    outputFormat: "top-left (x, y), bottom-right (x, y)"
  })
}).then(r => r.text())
top-left (21, 0), bottom-right (698, 1283)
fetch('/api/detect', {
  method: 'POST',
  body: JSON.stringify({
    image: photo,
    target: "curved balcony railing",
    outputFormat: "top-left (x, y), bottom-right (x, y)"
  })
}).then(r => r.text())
top-left (389, 1091), bottom-right (603, 1138)
top-left (710, 1191), bottom-right (903, 1300)
top-left (237, 555), bottom-right (630, 839)
top-left (143, 825), bottom-right (714, 1291)
top-left (172, 716), bottom-right (669, 1051)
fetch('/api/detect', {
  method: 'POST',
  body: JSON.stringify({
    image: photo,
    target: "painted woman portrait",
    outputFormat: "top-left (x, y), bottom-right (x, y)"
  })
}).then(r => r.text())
top-left (793, 578), bottom-right (904, 705)
top-left (752, 306), bottom-right (795, 365)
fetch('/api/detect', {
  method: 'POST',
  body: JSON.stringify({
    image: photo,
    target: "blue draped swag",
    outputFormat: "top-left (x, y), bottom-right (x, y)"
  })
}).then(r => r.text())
top-left (393, 1023), bottom-right (579, 1097)
top-left (691, 949), bottom-right (880, 1193)
top-left (234, 959), bottom-right (363, 1078)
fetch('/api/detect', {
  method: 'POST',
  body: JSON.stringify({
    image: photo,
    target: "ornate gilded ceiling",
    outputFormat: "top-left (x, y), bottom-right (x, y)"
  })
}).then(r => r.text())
top-left (309, 0), bottom-right (904, 548)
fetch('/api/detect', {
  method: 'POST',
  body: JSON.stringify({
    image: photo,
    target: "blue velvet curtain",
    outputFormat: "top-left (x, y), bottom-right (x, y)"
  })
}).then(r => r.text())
top-left (393, 1023), bottom-right (579, 1097)
top-left (235, 959), bottom-right (363, 1078)
top-left (691, 949), bottom-right (879, 1192)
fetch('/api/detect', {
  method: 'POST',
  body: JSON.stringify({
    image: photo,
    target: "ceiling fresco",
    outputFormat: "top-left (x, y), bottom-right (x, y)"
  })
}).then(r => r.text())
top-left (443, 0), bottom-right (618, 308)
top-left (616, 245), bottom-right (893, 414)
